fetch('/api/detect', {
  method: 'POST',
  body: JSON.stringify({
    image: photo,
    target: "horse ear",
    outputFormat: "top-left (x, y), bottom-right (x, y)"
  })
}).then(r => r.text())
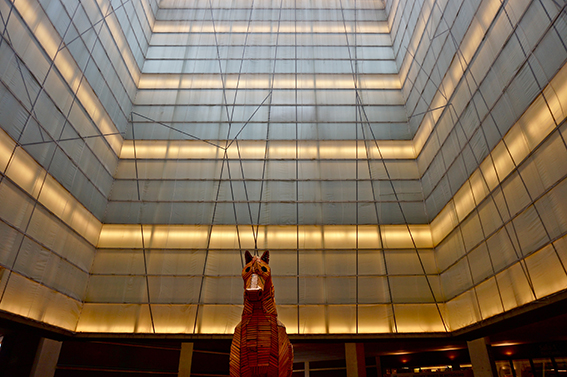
top-left (261, 250), bottom-right (269, 264)
top-left (245, 250), bottom-right (253, 264)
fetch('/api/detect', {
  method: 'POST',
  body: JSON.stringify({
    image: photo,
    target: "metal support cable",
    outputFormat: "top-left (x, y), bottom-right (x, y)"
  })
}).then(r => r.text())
top-left (130, 112), bottom-right (225, 149)
top-left (0, 1), bottom-right (125, 196)
top-left (225, 153), bottom-right (245, 263)
top-left (294, 0), bottom-right (300, 333)
top-left (193, 0), bottom-right (234, 333)
top-left (224, 92), bottom-right (273, 149)
top-left (8, 1), bottom-right (80, 144)
top-left (407, 0), bottom-right (485, 319)
top-left (234, 138), bottom-right (258, 249)
top-left (131, 117), bottom-right (156, 333)
top-left (193, 146), bottom-right (230, 334)
top-left (114, 2), bottom-right (157, 332)
top-left (193, 0), bottom-right (263, 330)
top-left (406, 0), bottom-right (567, 312)
top-left (339, 0), bottom-right (447, 332)
top-left (493, 0), bottom-right (567, 276)
top-left (395, 0), bottom-right (515, 319)
top-left (0, 2), bottom-right (111, 310)
top-left (58, 0), bottom-right (134, 53)
top-left (20, 132), bottom-right (124, 146)
top-left (227, 0), bottom-right (257, 130)
top-left (441, 0), bottom-right (540, 299)
top-left (535, 4), bottom-right (567, 277)
top-left (0, 21), bottom-right (36, 126)
top-left (223, 0), bottom-right (262, 255)
top-left (358, 97), bottom-right (449, 331)
top-left (0, 1), bottom-right (14, 50)
top-left (358, 107), bottom-right (398, 333)
top-left (251, 0), bottom-right (285, 252)
top-left (355, 0), bottom-right (360, 333)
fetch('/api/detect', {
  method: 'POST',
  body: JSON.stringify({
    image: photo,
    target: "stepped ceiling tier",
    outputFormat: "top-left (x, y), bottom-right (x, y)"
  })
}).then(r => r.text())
top-left (0, 0), bottom-right (566, 335)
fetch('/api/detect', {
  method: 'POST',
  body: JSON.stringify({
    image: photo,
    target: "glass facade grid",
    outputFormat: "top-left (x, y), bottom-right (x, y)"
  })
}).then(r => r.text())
top-left (0, 0), bottom-right (565, 334)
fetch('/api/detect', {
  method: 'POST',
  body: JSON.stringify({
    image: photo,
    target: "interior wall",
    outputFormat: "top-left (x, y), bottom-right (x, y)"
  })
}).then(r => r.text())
top-left (386, 0), bottom-right (567, 329)
top-left (0, 0), bottom-right (157, 331)
top-left (0, 0), bottom-right (566, 335)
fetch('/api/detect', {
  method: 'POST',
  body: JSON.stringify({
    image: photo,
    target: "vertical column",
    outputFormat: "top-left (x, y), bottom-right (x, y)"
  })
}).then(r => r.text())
top-left (30, 338), bottom-right (62, 377)
top-left (508, 360), bottom-right (517, 377)
top-left (305, 361), bottom-right (310, 377)
top-left (376, 356), bottom-right (383, 377)
top-left (346, 343), bottom-right (367, 377)
top-left (178, 342), bottom-right (194, 377)
top-left (467, 338), bottom-right (497, 377)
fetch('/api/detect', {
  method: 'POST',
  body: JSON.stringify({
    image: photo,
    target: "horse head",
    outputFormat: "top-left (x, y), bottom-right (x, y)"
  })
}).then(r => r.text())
top-left (242, 250), bottom-right (272, 302)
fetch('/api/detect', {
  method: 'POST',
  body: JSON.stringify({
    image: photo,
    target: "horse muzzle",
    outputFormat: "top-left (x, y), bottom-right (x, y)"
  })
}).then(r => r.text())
top-left (245, 274), bottom-right (264, 301)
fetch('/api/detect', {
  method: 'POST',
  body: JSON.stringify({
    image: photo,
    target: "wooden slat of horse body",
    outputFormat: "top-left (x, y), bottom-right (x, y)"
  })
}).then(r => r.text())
top-left (230, 251), bottom-right (293, 377)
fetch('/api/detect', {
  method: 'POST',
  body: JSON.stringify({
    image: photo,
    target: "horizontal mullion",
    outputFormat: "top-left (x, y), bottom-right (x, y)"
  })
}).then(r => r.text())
top-left (129, 121), bottom-right (409, 124)
top-left (89, 273), bottom-right (435, 278)
top-left (437, 172), bottom-right (567, 275)
top-left (113, 178), bottom-right (418, 181)
top-left (151, 31), bottom-right (390, 35)
top-left (143, 57), bottom-right (396, 61)
top-left (0, 218), bottom-right (92, 275)
top-left (148, 44), bottom-right (393, 47)
top-left (156, 7), bottom-right (385, 10)
top-left (132, 104), bottom-right (405, 107)
top-left (93, 248), bottom-right (433, 252)
top-left (106, 199), bottom-right (422, 204)
top-left (1, 268), bottom-right (86, 304)
top-left (135, 87), bottom-right (401, 90)
top-left (117, 158), bottom-right (409, 162)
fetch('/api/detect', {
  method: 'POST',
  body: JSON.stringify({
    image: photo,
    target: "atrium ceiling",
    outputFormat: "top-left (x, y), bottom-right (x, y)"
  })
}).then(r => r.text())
top-left (0, 0), bottom-right (566, 336)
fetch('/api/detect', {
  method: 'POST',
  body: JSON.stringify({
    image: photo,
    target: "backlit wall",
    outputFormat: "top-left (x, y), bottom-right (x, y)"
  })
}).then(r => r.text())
top-left (0, 0), bottom-right (566, 335)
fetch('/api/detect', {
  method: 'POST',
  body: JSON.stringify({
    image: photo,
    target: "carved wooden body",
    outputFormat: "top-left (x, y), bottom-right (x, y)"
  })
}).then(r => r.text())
top-left (230, 251), bottom-right (293, 377)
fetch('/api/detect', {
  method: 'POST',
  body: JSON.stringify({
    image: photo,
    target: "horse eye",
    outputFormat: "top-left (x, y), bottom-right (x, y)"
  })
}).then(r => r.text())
top-left (245, 267), bottom-right (250, 272)
top-left (261, 266), bottom-right (267, 272)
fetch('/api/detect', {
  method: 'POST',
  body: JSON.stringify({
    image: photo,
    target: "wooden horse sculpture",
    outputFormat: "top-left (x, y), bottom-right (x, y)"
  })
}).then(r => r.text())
top-left (230, 250), bottom-right (293, 377)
